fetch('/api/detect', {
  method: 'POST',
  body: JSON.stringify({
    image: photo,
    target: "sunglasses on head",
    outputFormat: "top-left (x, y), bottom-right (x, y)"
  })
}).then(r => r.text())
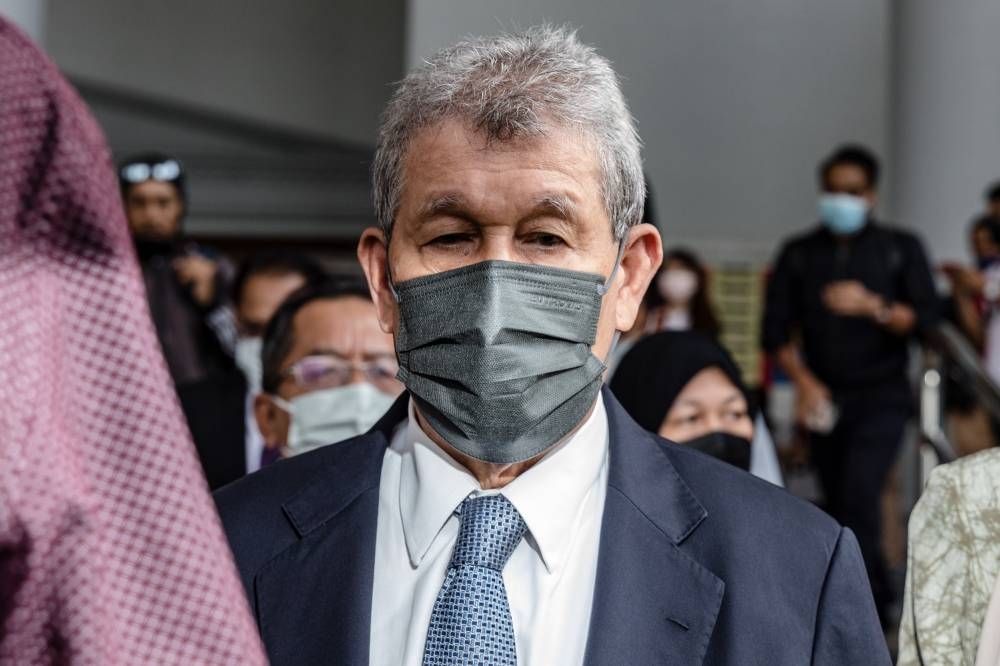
top-left (120, 159), bottom-right (182, 184)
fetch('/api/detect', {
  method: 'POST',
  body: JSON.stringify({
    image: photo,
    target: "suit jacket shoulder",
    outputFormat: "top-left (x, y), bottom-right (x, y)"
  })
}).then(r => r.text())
top-left (215, 431), bottom-right (386, 594)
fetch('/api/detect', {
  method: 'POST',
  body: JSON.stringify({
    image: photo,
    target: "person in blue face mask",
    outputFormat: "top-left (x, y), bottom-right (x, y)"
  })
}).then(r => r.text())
top-left (763, 143), bottom-right (939, 626)
top-left (216, 29), bottom-right (889, 665)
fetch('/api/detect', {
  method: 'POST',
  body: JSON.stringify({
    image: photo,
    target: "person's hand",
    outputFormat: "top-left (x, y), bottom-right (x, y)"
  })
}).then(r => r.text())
top-left (940, 263), bottom-right (985, 295)
top-left (822, 280), bottom-right (881, 318)
top-left (173, 254), bottom-right (218, 307)
top-left (795, 375), bottom-right (832, 429)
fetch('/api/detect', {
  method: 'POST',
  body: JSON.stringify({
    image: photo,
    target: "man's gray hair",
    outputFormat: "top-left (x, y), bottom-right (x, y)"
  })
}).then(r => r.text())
top-left (373, 25), bottom-right (645, 241)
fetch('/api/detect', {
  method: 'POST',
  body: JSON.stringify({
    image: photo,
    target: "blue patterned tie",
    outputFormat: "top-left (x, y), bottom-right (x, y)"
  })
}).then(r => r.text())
top-left (422, 494), bottom-right (527, 666)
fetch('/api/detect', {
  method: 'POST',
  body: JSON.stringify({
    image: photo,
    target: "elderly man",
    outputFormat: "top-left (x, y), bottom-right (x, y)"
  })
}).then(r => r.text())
top-left (217, 27), bottom-right (888, 665)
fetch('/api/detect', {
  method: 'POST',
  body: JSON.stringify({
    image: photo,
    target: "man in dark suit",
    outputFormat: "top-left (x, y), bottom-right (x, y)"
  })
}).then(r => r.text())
top-left (216, 26), bottom-right (889, 664)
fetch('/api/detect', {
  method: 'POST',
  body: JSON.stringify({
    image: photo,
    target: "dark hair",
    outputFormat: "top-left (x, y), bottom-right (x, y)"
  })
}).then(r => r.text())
top-left (118, 151), bottom-right (187, 202)
top-left (610, 330), bottom-right (754, 434)
top-left (971, 214), bottom-right (1000, 247)
top-left (260, 279), bottom-right (373, 394)
top-left (644, 248), bottom-right (721, 339)
top-left (986, 181), bottom-right (1000, 204)
top-left (817, 144), bottom-right (880, 191)
top-left (232, 251), bottom-right (328, 307)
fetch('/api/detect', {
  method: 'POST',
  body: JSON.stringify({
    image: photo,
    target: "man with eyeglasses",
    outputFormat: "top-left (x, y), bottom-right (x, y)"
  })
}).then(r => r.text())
top-left (253, 280), bottom-right (403, 459)
top-left (119, 152), bottom-right (236, 385)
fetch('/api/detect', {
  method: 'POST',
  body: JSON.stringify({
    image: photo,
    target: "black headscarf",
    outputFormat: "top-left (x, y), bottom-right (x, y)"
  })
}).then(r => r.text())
top-left (610, 331), bottom-right (753, 434)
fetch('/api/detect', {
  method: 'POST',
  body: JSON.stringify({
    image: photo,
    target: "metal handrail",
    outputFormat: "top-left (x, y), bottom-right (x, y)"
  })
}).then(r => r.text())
top-left (930, 321), bottom-right (1000, 423)
top-left (916, 320), bottom-right (1000, 469)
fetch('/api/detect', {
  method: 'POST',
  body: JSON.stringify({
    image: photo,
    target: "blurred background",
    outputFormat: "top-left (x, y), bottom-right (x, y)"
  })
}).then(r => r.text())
top-left (7, 0), bottom-right (1000, 378)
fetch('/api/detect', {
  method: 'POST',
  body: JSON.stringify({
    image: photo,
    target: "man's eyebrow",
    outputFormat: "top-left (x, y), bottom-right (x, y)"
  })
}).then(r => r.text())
top-left (528, 194), bottom-right (578, 220)
top-left (418, 193), bottom-right (471, 220)
top-left (303, 348), bottom-right (349, 359)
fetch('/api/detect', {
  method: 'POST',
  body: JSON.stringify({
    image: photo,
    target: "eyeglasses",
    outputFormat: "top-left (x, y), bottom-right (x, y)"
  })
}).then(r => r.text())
top-left (120, 159), bottom-right (182, 184)
top-left (280, 354), bottom-right (400, 392)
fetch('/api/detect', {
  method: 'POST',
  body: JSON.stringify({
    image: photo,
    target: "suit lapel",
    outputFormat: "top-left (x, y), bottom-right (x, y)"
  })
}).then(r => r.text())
top-left (252, 396), bottom-right (408, 666)
top-left (584, 389), bottom-right (725, 665)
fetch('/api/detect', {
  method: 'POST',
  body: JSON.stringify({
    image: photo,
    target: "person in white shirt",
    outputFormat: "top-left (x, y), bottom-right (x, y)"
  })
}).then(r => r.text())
top-left (216, 25), bottom-right (889, 665)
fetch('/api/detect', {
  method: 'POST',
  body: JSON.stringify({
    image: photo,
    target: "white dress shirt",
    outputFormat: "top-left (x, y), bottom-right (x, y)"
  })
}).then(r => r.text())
top-left (369, 398), bottom-right (609, 666)
top-left (244, 390), bottom-right (265, 474)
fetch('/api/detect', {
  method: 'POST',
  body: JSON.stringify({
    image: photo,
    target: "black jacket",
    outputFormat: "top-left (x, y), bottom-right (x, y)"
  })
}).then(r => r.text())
top-left (177, 369), bottom-right (248, 490)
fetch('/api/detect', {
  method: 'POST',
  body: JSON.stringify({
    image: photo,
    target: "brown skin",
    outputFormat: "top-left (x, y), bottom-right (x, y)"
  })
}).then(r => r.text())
top-left (125, 180), bottom-right (184, 241)
top-left (236, 272), bottom-right (307, 337)
top-left (358, 118), bottom-right (662, 489)
top-left (657, 367), bottom-right (754, 443)
top-left (939, 224), bottom-right (1000, 348)
top-left (254, 296), bottom-right (402, 450)
top-left (777, 162), bottom-right (917, 426)
top-left (125, 180), bottom-right (221, 306)
top-left (972, 225), bottom-right (1000, 262)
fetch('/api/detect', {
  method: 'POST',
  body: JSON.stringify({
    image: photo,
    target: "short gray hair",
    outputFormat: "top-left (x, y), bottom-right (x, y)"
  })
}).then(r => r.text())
top-left (373, 25), bottom-right (645, 241)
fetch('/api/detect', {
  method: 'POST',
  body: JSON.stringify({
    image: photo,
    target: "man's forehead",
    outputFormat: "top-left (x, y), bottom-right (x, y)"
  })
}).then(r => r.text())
top-left (126, 180), bottom-right (180, 200)
top-left (289, 297), bottom-right (389, 356)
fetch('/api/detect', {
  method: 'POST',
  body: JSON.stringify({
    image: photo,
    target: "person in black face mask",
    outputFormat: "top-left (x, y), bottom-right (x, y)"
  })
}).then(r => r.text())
top-left (119, 152), bottom-right (237, 385)
top-left (610, 331), bottom-right (780, 482)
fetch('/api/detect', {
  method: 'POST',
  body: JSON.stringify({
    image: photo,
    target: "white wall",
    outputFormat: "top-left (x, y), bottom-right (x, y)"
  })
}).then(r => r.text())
top-left (891, 0), bottom-right (1000, 265)
top-left (46, 0), bottom-right (404, 144)
top-left (0, 0), bottom-right (47, 43)
top-left (408, 0), bottom-right (891, 264)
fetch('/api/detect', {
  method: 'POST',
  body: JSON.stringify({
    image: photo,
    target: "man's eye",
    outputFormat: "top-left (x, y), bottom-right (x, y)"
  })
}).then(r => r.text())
top-left (430, 234), bottom-right (473, 247)
top-left (526, 234), bottom-right (566, 248)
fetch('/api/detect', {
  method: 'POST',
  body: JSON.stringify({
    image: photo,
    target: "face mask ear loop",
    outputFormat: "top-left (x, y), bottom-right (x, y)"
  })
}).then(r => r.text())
top-left (269, 394), bottom-right (295, 414)
top-left (597, 237), bottom-right (628, 296)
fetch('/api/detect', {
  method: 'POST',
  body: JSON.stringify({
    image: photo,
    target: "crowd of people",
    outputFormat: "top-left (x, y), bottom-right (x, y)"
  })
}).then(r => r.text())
top-left (6, 14), bottom-right (1000, 665)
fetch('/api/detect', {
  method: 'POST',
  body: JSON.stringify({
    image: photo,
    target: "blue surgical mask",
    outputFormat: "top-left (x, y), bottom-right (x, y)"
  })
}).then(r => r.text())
top-left (819, 194), bottom-right (868, 235)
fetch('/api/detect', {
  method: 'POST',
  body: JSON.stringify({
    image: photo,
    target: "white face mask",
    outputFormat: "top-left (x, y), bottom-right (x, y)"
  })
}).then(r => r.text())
top-left (272, 383), bottom-right (396, 456)
top-left (234, 336), bottom-right (263, 392)
top-left (657, 268), bottom-right (698, 304)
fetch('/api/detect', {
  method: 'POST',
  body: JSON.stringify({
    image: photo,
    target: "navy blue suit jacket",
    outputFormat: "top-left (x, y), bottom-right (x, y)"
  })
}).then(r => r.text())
top-left (215, 390), bottom-right (890, 664)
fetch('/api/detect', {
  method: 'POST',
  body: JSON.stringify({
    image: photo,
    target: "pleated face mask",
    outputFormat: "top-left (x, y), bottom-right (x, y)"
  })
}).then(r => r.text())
top-left (391, 256), bottom-right (620, 464)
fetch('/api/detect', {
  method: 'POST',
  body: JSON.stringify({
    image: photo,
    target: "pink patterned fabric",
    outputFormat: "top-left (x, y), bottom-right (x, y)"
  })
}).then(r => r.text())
top-left (0, 19), bottom-right (266, 665)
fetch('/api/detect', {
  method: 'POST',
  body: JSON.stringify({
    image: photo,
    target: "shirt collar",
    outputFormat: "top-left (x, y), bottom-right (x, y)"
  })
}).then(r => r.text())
top-left (398, 397), bottom-right (609, 575)
top-left (398, 400), bottom-right (479, 568)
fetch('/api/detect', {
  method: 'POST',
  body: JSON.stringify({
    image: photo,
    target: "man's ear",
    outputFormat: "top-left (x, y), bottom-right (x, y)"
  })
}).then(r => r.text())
top-left (254, 394), bottom-right (288, 450)
top-left (614, 223), bottom-right (663, 332)
top-left (358, 227), bottom-right (398, 334)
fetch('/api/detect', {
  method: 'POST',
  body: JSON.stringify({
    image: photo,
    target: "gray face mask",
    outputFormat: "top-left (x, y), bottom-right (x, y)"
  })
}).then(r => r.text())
top-left (392, 256), bottom-right (620, 464)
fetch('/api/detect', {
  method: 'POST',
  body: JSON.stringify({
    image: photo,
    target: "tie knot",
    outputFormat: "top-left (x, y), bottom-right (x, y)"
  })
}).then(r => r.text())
top-left (451, 495), bottom-right (526, 571)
